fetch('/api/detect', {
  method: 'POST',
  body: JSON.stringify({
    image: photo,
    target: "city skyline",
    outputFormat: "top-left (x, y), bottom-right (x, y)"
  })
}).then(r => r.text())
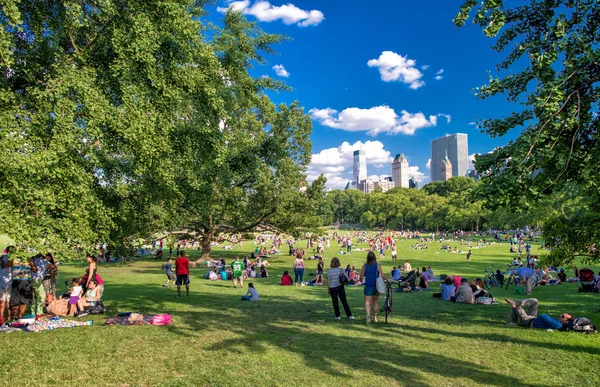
top-left (207, 1), bottom-right (521, 189)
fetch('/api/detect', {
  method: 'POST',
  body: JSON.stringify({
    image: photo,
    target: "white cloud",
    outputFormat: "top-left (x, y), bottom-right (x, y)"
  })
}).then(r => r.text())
top-left (437, 114), bottom-right (451, 123)
top-left (367, 51), bottom-right (425, 89)
top-left (217, 1), bottom-right (324, 27)
top-left (436, 69), bottom-right (445, 75)
top-left (307, 140), bottom-right (393, 189)
top-left (434, 75), bottom-right (443, 81)
top-left (468, 153), bottom-right (478, 169)
top-left (421, 65), bottom-right (430, 70)
top-left (272, 64), bottom-right (289, 77)
top-left (408, 166), bottom-right (428, 184)
top-left (426, 158), bottom-right (431, 170)
top-left (309, 105), bottom-right (448, 136)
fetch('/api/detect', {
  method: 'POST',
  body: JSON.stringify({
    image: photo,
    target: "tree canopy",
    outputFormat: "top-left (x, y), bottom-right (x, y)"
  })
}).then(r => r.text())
top-left (0, 1), bottom-right (321, 259)
top-left (455, 0), bottom-right (600, 264)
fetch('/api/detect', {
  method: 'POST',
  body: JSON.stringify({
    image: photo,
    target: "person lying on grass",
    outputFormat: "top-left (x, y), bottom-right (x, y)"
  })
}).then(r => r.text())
top-left (504, 298), bottom-right (572, 330)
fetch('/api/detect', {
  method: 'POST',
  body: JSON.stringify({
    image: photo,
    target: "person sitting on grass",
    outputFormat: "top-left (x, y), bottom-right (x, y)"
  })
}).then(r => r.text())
top-left (440, 277), bottom-right (455, 301)
top-left (208, 267), bottom-right (219, 280)
top-left (260, 264), bottom-right (268, 278)
top-left (241, 283), bottom-right (259, 301)
top-left (281, 271), bottom-right (293, 286)
top-left (495, 270), bottom-right (505, 286)
top-left (557, 269), bottom-right (567, 283)
top-left (391, 267), bottom-right (401, 281)
top-left (472, 278), bottom-right (491, 300)
top-left (76, 279), bottom-right (102, 313)
top-left (504, 298), bottom-right (573, 330)
top-left (451, 278), bottom-right (473, 304)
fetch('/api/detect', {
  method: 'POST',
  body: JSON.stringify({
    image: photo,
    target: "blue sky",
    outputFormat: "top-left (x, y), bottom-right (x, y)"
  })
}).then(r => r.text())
top-left (209, 1), bottom-right (521, 188)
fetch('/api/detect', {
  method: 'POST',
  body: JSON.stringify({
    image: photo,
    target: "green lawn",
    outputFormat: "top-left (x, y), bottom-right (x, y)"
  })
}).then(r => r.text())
top-left (2, 236), bottom-right (600, 386)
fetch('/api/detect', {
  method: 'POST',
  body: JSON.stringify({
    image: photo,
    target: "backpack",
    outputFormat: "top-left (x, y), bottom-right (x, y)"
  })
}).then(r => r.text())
top-left (568, 317), bottom-right (597, 334)
top-left (88, 301), bottom-right (106, 315)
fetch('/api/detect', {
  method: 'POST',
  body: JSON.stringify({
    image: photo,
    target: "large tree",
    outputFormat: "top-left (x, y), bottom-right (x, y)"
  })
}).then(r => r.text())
top-left (0, 1), bottom-right (226, 258)
top-left (170, 12), bottom-right (320, 260)
top-left (455, 0), bottom-right (600, 264)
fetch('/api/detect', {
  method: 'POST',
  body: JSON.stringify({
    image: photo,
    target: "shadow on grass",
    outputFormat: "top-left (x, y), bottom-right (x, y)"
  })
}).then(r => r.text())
top-left (99, 282), bottom-right (551, 386)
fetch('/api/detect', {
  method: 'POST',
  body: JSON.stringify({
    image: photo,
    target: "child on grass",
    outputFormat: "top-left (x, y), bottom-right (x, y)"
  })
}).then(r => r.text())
top-left (163, 258), bottom-right (175, 287)
top-left (68, 278), bottom-right (83, 316)
top-left (241, 283), bottom-right (259, 301)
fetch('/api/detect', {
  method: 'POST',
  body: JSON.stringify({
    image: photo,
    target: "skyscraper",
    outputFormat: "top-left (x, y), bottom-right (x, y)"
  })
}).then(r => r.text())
top-left (441, 154), bottom-right (453, 181)
top-left (392, 153), bottom-right (409, 188)
top-left (353, 149), bottom-right (367, 185)
top-left (430, 133), bottom-right (468, 181)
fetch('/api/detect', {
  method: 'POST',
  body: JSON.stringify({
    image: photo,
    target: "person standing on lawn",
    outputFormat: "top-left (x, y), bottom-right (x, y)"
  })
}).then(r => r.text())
top-left (9, 255), bottom-right (36, 320)
top-left (175, 251), bottom-right (190, 297)
top-left (231, 257), bottom-right (244, 289)
top-left (360, 251), bottom-right (388, 325)
top-left (0, 246), bottom-right (14, 322)
top-left (31, 253), bottom-right (49, 315)
top-left (163, 258), bottom-right (175, 288)
top-left (327, 257), bottom-right (354, 320)
top-left (293, 253), bottom-right (305, 285)
top-left (42, 253), bottom-right (58, 308)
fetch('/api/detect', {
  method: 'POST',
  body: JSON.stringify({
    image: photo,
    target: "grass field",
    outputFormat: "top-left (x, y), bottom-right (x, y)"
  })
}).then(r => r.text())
top-left (2, 236), bottom-right (600, 386)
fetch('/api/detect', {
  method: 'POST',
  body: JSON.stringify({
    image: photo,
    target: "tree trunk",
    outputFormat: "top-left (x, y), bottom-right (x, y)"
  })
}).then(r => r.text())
top-left (199, 230), bottom-right (213, 262)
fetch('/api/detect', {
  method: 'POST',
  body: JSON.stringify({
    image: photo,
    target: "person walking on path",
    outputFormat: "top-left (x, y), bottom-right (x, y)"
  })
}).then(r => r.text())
top-left (327, 257), bottom-right (354, 320)
top-left (231, 257), bottom-right (244, 288)
top-left (293, 254), bottom-right (305, 286)
top-left (359, 251), bottom-right (388, 325)
top-left (175, 251), bottom-right (190, 297)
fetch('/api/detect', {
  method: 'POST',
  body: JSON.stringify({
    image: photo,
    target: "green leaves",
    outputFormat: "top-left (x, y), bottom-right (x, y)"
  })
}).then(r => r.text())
top-left (455, 0), bottom-right (600, 264)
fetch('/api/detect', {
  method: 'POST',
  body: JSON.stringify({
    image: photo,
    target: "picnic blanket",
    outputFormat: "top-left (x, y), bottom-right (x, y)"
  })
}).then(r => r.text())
top-left (0, 316), bottom-right (93, 333)
top-left (104, 313), bottom-right (172, 326)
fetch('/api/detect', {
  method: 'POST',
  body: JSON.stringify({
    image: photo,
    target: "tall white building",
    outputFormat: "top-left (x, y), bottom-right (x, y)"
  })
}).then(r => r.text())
top-left (353, 149), bottom-right (367, 185)
top-left (430, 133), bottom-right (468, 181)
top-left (392, 153), bottom-right (409, 188)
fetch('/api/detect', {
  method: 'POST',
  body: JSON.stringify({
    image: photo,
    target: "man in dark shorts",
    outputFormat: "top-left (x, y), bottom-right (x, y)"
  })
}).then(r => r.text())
top-left (175, 251), bottom-right (190, 297)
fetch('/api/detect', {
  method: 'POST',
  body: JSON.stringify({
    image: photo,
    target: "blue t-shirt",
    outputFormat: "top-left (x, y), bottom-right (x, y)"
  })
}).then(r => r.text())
top-left (441, 284), bottom-right (455, 300)
top-left (364, 263), bottom-right (378, 287)
top-left (518, 267), bottom-right (536, 280)
top-left (391, 269), bottom-right (401, 281)
top-left (164, 263), bottom-right (173, 275)
top-left (531, 314), bottom-right (563, 330)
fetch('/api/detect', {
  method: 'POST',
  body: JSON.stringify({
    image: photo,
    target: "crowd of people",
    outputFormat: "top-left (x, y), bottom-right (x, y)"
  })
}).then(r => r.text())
top-left (3, 228), bottom-right (596, 333)
top-left (0, 247), bottom-right (104, 322)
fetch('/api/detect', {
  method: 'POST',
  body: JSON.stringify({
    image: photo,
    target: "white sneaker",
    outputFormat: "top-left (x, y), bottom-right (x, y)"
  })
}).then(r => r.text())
top-left (348, 316), bottom-right (355, 320)
top-left (334, 316), bottom-right (341, 320)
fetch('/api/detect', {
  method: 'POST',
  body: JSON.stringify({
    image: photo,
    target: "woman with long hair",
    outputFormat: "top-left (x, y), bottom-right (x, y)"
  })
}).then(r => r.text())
top-left (43, 253), bottom-right (58, 307)
top-left (359, 251), bottom-right (388, 324)
top-left (327, 257), bottom-right (354, 320)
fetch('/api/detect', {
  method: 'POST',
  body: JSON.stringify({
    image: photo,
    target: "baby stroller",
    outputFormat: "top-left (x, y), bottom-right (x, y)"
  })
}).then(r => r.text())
top-left (397, 269), bottom-right (419, 292)
top-left (578, 268), bottom-right (597, 293)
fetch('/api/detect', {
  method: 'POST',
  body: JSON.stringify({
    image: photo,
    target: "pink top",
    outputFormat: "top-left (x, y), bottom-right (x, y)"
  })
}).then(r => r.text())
top-left (453, 276), bottom-right (462, 290)
top-left (293, 258), bottom-right (304, 269)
